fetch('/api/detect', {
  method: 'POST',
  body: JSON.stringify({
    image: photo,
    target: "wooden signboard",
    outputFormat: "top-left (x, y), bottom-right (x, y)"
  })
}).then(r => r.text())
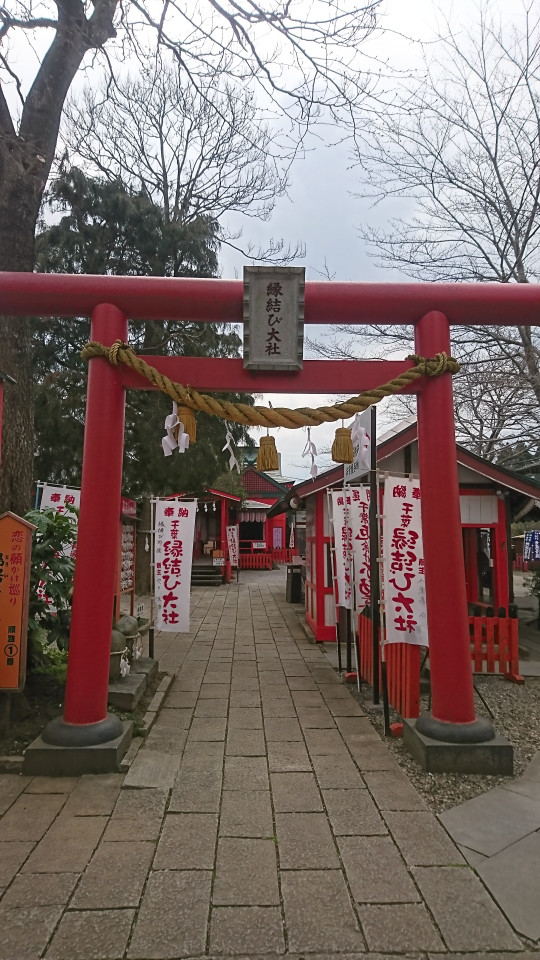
top-left (0, 512), bottom-right (35, 691)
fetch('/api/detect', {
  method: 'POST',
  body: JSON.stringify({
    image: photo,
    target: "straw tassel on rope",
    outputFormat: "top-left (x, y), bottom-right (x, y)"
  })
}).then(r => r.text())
top-left (176, 406), bottom-right (197, 443)
top-left (257, 434), bottom-right (279, 471)
top-left (331, 425), bottom-right (354, 464)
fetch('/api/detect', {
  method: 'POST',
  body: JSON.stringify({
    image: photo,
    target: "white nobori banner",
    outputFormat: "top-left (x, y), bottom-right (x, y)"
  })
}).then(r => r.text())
top-left (330, 487), bottom-right (371, 612)
top-left (226, 525), bottom-right (239, 567)
top-left (154, 499), bottom-right (197, 632)
top-left (382, 477), bottom-right (428, 646)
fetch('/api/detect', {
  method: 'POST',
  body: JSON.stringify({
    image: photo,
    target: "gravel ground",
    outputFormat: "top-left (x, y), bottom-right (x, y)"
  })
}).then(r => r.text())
top-left (353, 673), bottom-right (540, 814)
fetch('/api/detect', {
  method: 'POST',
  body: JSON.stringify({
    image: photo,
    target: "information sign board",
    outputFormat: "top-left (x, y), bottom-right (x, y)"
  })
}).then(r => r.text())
top-left (0, 512), bottom-right (35, 691)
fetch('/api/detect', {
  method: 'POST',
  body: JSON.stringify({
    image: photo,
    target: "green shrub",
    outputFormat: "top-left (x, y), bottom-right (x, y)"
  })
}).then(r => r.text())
top-left (25, 507), bottom-right (77, 658)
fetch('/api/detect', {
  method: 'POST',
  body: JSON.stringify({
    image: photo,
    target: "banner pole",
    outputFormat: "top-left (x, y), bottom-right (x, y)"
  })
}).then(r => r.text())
top-left (369, 405), bottom-right (381, 705)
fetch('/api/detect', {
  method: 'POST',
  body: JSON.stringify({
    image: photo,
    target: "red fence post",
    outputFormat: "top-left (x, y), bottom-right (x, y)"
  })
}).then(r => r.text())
top-left (43, 303), bottom-right (128, 746)
top-left (414, 311), bottom-right (494, 742)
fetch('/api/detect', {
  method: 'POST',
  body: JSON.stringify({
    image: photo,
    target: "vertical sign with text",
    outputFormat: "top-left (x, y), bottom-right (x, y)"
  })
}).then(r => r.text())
top-left (154, 500), bottom-right (197, 632)
top-left (382, 478), bottom-right (428, 646)
top-left (0, 513), bottom-right (35, 690)
top-left (226, 525), bottom-right (239, 567)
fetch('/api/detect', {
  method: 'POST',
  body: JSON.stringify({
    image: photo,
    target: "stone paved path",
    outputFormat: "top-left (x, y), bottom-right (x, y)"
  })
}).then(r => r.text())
top-left (0, 572), bottom-right (535, 958)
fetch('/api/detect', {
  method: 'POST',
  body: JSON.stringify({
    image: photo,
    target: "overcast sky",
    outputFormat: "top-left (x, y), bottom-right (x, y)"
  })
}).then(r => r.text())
top-left (217, 0), bottom-right (519, 481)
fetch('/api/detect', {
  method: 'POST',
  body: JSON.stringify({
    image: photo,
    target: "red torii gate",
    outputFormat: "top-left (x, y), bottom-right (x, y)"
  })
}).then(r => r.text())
top-left (3, 272), bottom-right (535, 766)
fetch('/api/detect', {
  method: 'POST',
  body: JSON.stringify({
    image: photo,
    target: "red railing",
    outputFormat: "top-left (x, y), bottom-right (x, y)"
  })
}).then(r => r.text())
top-left (271, 548), bottom-right (296, 564)
top-left (238, 553), bottom-right (274, 570)
top-left (358, 612), bottom-right (523, 722)
top-left (468, 616), bottom-right (523, 683)
top-left (513, 555), bottom-right (529, 572)
top-left (357, 614), bottom-right (421, 718)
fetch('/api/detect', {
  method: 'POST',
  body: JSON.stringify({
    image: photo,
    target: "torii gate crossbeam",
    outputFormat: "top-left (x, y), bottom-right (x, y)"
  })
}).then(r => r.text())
top-left (1, 272), bottom-right (528, 771)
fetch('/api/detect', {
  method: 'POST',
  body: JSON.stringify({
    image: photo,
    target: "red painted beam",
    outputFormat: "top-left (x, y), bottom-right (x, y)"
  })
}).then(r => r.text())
top-left (2, 271), bottom-right (540, 325)
top-left (118, 357), bottom-right (421, 394)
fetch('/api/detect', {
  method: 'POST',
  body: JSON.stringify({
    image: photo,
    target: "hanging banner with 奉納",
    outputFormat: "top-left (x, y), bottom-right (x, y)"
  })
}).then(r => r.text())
top-left (382, 477), bottom-right (428, 646)
top-left (154, 499), bottom-right (197, 632)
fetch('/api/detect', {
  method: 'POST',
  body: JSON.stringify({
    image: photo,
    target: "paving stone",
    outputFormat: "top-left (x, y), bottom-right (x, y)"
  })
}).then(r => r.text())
top-left (358, 902), bottom-right (445, 952)
top-left (324, 698), bottom-right (366, 717)
top-left (384, 811), bottom-right (464, 866)
top-left (198, 683), bottom-right (231, 699)
top-left (311, 754), bottom-right (366, 789)
top-left (47, 907), bottom-right (135, 959)
top-left (0, 776), bottom-right (33, 816)
top-left (439, 788), bottom-right (540, 856)
top-left (347, 741), bottom-right (401, 771)
top-left (291, 692), bottom-right (326, 709)
top-left (181, 739), bottom-right (225, 767)
top-left (317, 682), bottom-right (352, 699)
top-left (123, 749), bottom-right (182, 789)
top-left (103, 787), bottom-right (167, 840)
top-left (261, 699), bottom-right (297, 718)
top-left (228, 689), bottom-right (261, 707)
top-left (363, 770), bottom-right (427, 810)
top-left (220, 790), bottom-right (274, 838)
top-left (129, 871), bottom-right (212, 958)
top-left (413, 865), bottom-right (523, 951)
top-left (276, 812), bottom-right (341, 868)
top-left (60, 773), bottom-right (123, 816)
top-left (267, 740), bottom-right (312, 772)
top-left (476, 831), bottom-right (540, 941)
top-left (0, 904), bottom-right (62, 959)
top-left (303, 728), bottom-right (350, 756)
top-left (286, 676), bottom-right (318, 690)
top-left (152, 707), bottom-right (193, 728)
top-left (187, 717), bottom-right (227, 741)
top-left (271, 772), bottom-right (323, 812)
top-left (21, 816), bottom-right (108, 873)
top-left (228, 707), bottom-right (263, 729)
top-left (0, 793), bottom-right (66, 841)
top-left (281, 869), bottom-right (365, 953)
top-left (0, 841), bottom-right (34, 885)
top-left (209, 906), bottom-right (285, 955)
top-left (71, 840), bottom-right (154, 908)
top-left (323, 788), bottom-right (387, 836)
top-left (297, 707), bottom-right (336, 728)
top-left (24, 777), bottom-right (78, 794)
top-left (169, 767), bottom-right (223, 812)
top-left (163, 689), bottom-right (198, 708)
top-left (213, 837), bottom-right (280, 905)
top-left (338, 835), bottom-right (420, 903)
top-left (0, 872), bottom-right (78, 908)
top-left (194, 698), bottom-right (229, 717)
top-left (154, 812), bottom-right (218, 868)
top-left (224, 756), bottom-right (269, 791)
top-left (264, 717), bottom-right (302, 741)
top-left (226, 728), bottom-right (266, 756)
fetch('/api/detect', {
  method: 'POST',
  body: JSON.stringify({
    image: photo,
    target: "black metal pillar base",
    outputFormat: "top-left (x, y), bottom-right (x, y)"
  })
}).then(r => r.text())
top-left (42, 713), bottom-right (124, 747)
top-left (416, 711), bottom-right (495, 743)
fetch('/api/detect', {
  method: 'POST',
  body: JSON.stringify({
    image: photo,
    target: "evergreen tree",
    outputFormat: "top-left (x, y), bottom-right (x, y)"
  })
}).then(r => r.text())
top-left (33, 169), bottom-right (254, 498)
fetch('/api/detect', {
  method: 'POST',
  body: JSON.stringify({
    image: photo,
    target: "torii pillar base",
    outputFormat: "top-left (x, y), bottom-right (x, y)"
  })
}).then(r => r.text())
top-left (22, 720), bottom-right (133, 777)
top-left (403, 718), bottom-right (513, 775)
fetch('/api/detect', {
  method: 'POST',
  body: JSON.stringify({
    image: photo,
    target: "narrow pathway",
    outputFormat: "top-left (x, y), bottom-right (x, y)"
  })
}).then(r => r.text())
top-left (0, 571), bottom-right (532, 958)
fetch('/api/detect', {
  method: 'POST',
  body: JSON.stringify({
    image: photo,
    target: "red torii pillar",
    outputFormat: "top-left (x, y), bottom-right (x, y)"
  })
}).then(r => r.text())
top-left (43, 303), bottom-right (128, 746)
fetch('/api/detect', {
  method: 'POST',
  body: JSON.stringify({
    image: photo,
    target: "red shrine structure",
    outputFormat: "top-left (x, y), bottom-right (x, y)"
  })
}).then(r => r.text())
top-left (3, 271), bottom-right (540, 773)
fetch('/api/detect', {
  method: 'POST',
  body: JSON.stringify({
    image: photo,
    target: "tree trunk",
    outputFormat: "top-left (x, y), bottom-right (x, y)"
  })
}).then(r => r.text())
top-left (0, 150), bottom-right (40, 516)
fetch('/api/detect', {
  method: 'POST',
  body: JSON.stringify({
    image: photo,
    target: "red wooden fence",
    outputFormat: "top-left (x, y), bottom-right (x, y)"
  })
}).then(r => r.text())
top-left (238, 553), bottom-right (274, 570)
top-left (271, 548), bottom-right (296, 564)
top-left (468, 616), bottom-right (523, 683)
top-left (357, 614), bottom-right (422, 719)
top-left (357, 612), bottom-right (522, 719)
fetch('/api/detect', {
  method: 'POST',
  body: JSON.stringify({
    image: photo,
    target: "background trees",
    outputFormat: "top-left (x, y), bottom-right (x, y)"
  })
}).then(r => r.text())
top-left (0, 0), bottom-right (381, 514)
top-left (33, 168), bottom-right (255, 497)
top-left (311, 3), bottom-right (540, 468)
